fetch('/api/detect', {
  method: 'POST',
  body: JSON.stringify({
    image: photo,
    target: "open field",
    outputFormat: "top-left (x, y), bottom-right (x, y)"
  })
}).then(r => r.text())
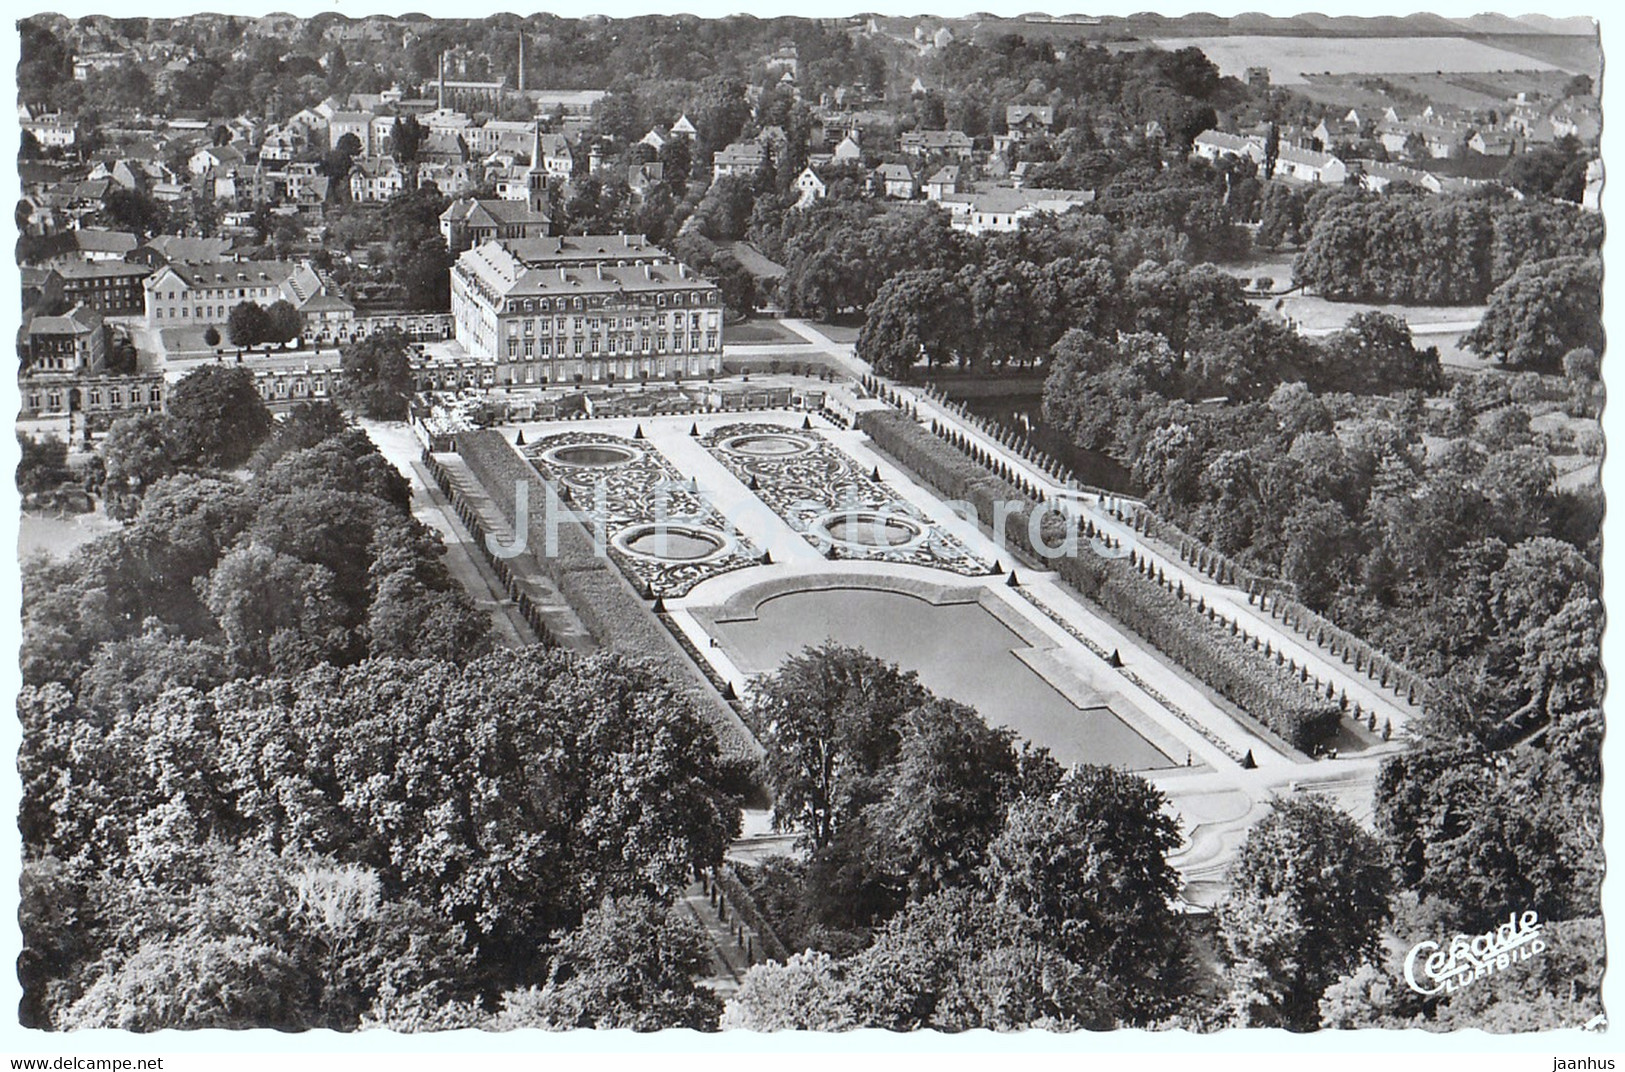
top-left (1295, 68), bottom-right (1585, 114)
top-left (1140, 35), bottom-right (1565, 84)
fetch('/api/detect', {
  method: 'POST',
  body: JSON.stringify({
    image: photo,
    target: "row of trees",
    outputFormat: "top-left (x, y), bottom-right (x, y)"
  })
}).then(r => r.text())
top-left (1289, 189), bottom-right (1602, 305)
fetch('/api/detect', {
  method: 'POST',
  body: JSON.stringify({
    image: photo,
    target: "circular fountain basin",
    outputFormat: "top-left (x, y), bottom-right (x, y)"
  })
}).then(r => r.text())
top-left (817, 511), bottom-right (925, 549)
top-left (721, 433), bottom-right (816, 458)
top-left (544, 442), bottom-right (640, 468)
top-left (616, 524), bottom-right (732, 562)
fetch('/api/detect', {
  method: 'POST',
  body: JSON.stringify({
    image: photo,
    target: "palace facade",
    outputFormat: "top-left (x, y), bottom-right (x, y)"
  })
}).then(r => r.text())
top-left (449, 234), bottom-right (723, 387)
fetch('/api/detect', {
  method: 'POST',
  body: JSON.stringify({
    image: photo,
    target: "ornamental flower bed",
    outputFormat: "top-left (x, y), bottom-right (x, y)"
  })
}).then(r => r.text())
top-left (703, 421), bottom-right (986, 576)
top-left (524, 430), bottom-right (762, 598)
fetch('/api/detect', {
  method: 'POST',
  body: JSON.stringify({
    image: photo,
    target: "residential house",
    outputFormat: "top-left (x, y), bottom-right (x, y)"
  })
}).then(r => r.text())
top-left (1191, 130), bottom-right (1267, 167)
top-left (832, 131), bottom-right (863, 164)
top-left (938, 187), bottom-right (1095, 234)
top-left (349, 155), bottom-right (407, 203)
top-left (68, 229), bottom-right (138, 262)
top-left (539, 133), bottom-right (574, 179)
top-left (1311, 112), bottom-right (1364, 150)
top-left (627, 162), bottom-right (665, 199)
top-left (898, 129), bottom-right (974, 160)
top-left (1469, 129), bottom-right (1516, 157)
top-left (994, 104), bottom-right (1055, 157)
top-left (713, 142), bottom-right (767, 180)
top-left (1378, 117), bottom-right (1468, 159)
top-left (924, 165), bottom-right (959, 201)
top-left (1353, 160), bottom-right (1430, 194)
top-left (328, 111), bottom-right (375, 153)
top-left (794, 167), bottom-right (828, 208)
top-left (22, 112), bottom-right (78, 149)
top-left (876, 163), bottom-right (917, 199)
top-left (1273, 146), bottom-right (1348, 185)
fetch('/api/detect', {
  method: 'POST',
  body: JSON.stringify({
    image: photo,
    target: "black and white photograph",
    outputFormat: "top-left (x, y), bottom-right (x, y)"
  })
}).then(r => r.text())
top-left (5, 0), bottom-right (1614, 1056)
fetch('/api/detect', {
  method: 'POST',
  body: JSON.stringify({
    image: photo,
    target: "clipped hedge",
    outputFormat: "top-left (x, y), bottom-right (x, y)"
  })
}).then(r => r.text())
top-left (1133, 508), bottom-right (1434, 706)
top-left (454, 430), bottom-right (603, 580)
top-left (858, 410), bottom-right (1341, 755)
top-left (1056, 550), bottom-right (1342, 754)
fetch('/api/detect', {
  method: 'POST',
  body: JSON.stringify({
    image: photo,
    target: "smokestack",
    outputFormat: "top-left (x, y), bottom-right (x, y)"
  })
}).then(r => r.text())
top-left (518, 31), bottom-right (525, 94)
top-left (438, 51), bottom-right (446, 111)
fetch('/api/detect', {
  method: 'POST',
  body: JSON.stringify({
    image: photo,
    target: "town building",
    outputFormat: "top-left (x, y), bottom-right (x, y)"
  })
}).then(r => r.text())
top-left (449, 234), bottom-right (723, 385)
top-left (1273, 146), bottom-right (1348, 185)
top-left (713, 141), bottom-right (767, 180)
top-left (875, 163), bottom-right (917, 199)
top-left (130, 235), bottom-right (238, 268)
top-left (52, 259), bottom-right (153, 316)
top-left (22, 111), bottom-right (78, 149)
top-left (440, 197), bottom-right (553, 249)
top-left (1191, 130), bottom-right (1266, 167)
top-left (66, 228), bottom-right (139, 262)
top-left (1378, 117), bottom-right (1468, 159)
top-left (832, 131), bottom-right (863, 165)
top-left (898, 129), bottom-right (974, 160)
top-left (994, 104), bottom-right (1055, 158)
top-left (349, 155), bottom-right (407, 202)
top-left (924, 165), bottom-right (960, 201)
top-left (794, 167), bottom-right (828, 207)
top-left (24, 305), bottom-right (105, 374)
top-left (1469, 129), bottom-right (1517, 157)
top-left (143, 258), bottom-right (349, 329)
top-left (938, 187), bottom-right (1095, 234)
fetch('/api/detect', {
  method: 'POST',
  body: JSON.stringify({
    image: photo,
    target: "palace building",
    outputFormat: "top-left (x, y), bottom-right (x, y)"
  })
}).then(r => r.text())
top-left (449, 234), bottom-right (723, 386)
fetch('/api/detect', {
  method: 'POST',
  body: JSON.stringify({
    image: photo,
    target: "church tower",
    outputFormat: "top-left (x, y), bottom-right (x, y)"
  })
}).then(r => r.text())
top-left (527, 121), bottom-right (548, 214)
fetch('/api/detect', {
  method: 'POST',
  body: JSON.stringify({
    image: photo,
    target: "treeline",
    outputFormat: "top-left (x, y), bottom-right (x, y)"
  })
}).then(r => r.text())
top-left (1289, 188), bottom-right (1602, 304)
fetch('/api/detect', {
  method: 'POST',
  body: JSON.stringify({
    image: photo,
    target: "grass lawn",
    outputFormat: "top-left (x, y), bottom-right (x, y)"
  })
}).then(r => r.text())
top-left (813, 318), bottom-right (863, 344)
top-left (724, 318), bottom-right (809, 346)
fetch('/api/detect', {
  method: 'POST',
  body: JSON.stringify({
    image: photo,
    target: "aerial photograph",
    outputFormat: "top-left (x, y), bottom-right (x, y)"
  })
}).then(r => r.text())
top-left (10, 5), bottom-right (1606, 1040)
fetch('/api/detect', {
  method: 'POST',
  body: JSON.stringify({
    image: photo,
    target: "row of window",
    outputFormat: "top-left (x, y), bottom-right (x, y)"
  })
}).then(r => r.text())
top-left (504, 333), bottom-right (717, 358)
top-left (25, 384), bottom-right (162, 413)
top-left (154, 306), bottom-right (227, 320)
top-left (501, 290), bottom-right (716, 314)
top-left (496, 355), bottom-right (714, 385)
top-left (505, 312), bottom-right (714, 336)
